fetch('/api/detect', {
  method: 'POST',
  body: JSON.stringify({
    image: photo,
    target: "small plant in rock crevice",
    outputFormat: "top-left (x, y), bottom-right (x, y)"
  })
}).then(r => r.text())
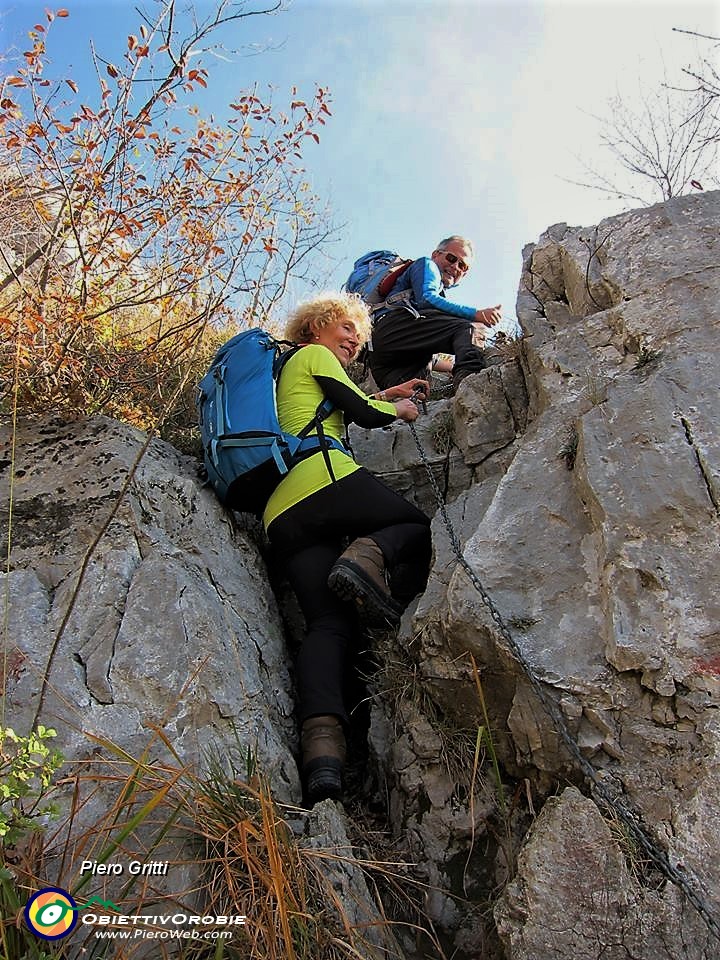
top-left (430, 410), bottom-right (456, 455)
top-left (559, 424), bottom-right (579, 470)
top-left (633, 343), bottom-right (663, 371)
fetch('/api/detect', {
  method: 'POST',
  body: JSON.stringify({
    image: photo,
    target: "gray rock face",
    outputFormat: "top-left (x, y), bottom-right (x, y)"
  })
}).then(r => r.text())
top-left (367, 191), bottom-right (720, 958)
top-left (348, 397), bottom-right (474, 515)
top-left (494, 786), bottom-right (715, 960)
top-left (1, 416), bottom-right (414, 956)
top-left (1, 415), bottom-right (300, 806)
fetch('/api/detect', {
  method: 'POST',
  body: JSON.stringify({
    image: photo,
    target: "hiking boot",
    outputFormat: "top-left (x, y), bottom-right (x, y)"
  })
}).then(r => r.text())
top-left (327, 537), bottom-right (403, 626)
top-left (452, 347), bottom-right (506, 394)
top-left (301, 715), bottom-right (346, 804)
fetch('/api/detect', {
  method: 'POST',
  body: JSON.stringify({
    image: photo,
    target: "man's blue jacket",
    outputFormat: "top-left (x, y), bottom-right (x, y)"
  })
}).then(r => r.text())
top-left (380, 256), bottom-right (476, 322)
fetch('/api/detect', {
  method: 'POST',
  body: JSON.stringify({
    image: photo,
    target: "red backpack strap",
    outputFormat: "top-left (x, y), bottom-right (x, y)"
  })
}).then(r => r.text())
top-left (376, 259), bottom-right (414, 299)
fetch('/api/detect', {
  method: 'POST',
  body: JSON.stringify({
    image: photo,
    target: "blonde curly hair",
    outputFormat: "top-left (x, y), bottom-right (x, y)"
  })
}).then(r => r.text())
top-left (284, 291), bottom-right (372, 346)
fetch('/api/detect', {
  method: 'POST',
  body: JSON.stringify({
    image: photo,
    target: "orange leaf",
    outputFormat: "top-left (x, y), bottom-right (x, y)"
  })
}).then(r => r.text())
top-left (57, 8), bottom-right (69, 16)
top-left (128, 35), bottom-right (137, 50)
top-left (107, 63), bottom-right (118, 78)
top-left (66, 78), bottom-right (78, 93)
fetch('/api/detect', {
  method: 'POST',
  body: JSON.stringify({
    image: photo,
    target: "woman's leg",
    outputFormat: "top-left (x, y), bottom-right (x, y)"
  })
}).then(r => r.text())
top-left (268, 534), bottom-right (357, 803)
top-left (270, 469), bottom-right (431, 588)
top-left (271, 469), bottom-right (431, 623)
top-left (275, 540), bottom-right (357, 724)
top-left (268, 473), bottom-right (431, 798)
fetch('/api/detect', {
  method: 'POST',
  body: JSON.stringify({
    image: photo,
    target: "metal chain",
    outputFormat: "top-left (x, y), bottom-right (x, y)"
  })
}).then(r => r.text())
top-left (408, 419), bottom-right (720, 943)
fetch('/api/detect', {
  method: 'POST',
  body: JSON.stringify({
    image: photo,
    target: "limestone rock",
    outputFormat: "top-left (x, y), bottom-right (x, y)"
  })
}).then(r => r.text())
top-left (1, 415), bottom-right (300, 804)
top-left (1, 415), bottom-right (401, 956)
top-left (372, 191), bottom-right (720, 957)
top-left (453, 358), bottom-right (528, 465)
top-left (3, 189), bottom-right (720, 960)
top-left (302, 800), bottom-right (404, 958)
top-left (495, 786), bottom-right (714, 960)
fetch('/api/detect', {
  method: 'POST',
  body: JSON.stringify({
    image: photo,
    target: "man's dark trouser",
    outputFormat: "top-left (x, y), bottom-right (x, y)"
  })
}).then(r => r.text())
top-left (368, 306), bottom-right (485, 390)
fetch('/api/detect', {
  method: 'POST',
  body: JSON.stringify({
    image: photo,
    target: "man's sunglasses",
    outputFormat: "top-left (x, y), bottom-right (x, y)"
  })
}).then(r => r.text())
top-left (442, 251), bottom-right (470, 273)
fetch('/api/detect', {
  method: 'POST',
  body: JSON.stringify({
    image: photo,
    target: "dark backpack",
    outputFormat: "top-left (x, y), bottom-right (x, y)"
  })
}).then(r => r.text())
top-left (345, 250), bottom-right (414, 313)
top-left (196, 328), bottom-right (345, 515)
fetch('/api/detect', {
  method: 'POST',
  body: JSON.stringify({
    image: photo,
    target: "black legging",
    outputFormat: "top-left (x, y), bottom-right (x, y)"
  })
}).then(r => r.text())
top-left (267, 467), bottom-right (431, 723)
top-left (369, 306), bottom-right (485, 389)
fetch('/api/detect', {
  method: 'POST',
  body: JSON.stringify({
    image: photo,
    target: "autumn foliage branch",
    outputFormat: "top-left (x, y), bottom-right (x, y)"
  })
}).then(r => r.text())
top-left (0, 1), bottom-right (335, 440)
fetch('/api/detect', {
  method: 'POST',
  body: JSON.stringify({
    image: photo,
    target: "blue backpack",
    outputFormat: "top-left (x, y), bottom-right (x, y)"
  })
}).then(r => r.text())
top-left (345, 250), bottom-right (414, 312)
top-left (196, 329), bottom-right (345, 514)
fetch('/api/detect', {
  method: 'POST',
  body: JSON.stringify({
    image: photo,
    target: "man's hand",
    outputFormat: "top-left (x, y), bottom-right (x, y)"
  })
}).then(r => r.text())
top-left (474, 304), bottom-right (502, 327)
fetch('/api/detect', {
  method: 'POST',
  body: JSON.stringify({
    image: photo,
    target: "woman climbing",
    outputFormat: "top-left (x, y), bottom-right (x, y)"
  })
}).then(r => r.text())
top-left (263, 291), bottom-right (432, 805)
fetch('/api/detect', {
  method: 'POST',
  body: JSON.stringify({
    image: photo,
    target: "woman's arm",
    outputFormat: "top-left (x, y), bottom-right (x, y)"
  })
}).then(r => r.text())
top-left (308, 346), bottom-right (427, 427)
top-left (314, 375), bottom-right (397, 428)
top-left (313, 373), bottom-right (429, 427)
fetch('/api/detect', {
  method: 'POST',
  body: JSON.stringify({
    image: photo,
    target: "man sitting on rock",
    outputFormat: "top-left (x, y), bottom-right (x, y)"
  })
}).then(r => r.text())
top-left (368, 235), bottom-right (502, 392)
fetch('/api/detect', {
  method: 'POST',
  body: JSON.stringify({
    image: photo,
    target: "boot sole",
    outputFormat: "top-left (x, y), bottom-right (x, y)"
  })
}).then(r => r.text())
top-left (328, 560), bottom-right (403, 626)
top-left (304, 757), bottom-right (343, 804)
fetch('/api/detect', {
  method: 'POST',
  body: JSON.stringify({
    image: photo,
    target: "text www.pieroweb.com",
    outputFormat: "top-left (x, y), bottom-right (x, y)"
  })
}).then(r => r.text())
top-left (94, 928), bottom-right (234, 942)
top-left (83, 913), bottom-right (245, 942)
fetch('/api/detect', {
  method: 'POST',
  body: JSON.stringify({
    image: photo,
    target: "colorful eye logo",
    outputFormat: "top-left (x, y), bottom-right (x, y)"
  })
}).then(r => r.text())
top-left (24, 887), bottom-right (78, 940)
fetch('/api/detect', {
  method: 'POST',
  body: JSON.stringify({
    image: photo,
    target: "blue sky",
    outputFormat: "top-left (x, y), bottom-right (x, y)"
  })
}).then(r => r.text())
top-left (1, 0), bottom-right (717, 335)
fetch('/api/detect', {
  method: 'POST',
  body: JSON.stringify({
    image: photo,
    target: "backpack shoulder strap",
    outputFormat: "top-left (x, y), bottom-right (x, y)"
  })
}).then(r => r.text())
top-left (276, 343), bottom-right (340, 482)
top-left (376, 258), bottom-right (414, 299)
top-left (372, 259), bottom-right (420, 319)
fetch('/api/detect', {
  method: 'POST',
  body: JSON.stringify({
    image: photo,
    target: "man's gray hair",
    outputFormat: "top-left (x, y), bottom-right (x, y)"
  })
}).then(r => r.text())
top-left (436, 235), bottom-right (475, 258)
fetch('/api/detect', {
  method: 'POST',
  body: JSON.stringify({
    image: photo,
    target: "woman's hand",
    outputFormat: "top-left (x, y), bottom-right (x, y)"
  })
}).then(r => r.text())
top-left (393, 398), bottom-right (420, 422)
top-left (380, 378), bottom-right (429, 402)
